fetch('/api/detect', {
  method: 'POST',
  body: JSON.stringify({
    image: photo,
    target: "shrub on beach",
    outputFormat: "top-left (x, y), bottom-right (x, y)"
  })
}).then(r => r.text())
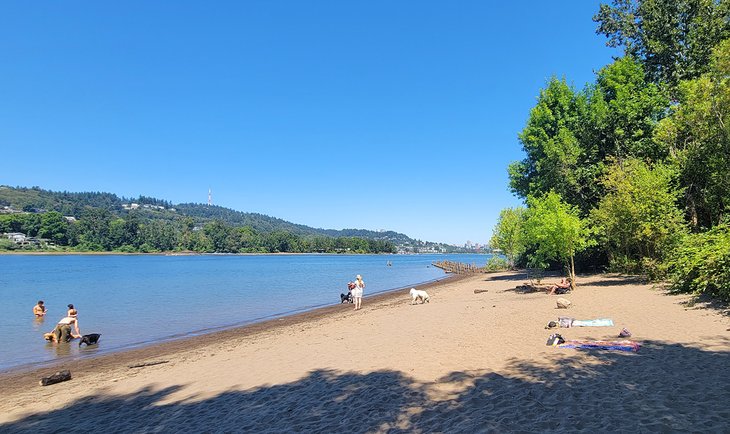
top-left (484, 256), bottom-right (510, 272)
top-left (665, 224), bottom-right (730, 302)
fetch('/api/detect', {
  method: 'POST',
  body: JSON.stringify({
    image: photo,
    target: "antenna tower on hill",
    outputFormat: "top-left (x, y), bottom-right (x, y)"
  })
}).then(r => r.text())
top-left (208, 188), bottom-right (212, 206)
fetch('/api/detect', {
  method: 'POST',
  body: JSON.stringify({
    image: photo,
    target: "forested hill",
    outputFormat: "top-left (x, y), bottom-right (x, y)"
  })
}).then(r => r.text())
top-left (0, 185), bottom-right (413, 243)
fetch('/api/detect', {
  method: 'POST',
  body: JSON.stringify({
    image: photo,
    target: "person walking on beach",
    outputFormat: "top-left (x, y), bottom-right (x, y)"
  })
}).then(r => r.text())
top-left (353, 274), bottom-right (365, 310)
top-left (33, 300), bottom-right (46, 317)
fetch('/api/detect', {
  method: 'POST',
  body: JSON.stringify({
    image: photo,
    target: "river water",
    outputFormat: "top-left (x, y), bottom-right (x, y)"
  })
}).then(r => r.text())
top-left (1, 253), bottom-right (492, 371)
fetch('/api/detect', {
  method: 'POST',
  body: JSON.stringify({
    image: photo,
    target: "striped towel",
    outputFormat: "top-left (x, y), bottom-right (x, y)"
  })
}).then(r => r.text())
top-left (557, 340), bottom-right (640, 352)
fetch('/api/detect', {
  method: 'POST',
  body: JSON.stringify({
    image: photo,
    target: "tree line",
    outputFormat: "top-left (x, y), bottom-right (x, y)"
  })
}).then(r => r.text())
top-left (490, 0), bottom-right (730, 301)
top-left (0, 210), bottom-right (395, 254)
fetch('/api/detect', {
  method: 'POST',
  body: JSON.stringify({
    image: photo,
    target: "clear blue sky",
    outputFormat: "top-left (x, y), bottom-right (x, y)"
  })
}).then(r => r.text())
top-left (1, 2), bottom-right (618, 245)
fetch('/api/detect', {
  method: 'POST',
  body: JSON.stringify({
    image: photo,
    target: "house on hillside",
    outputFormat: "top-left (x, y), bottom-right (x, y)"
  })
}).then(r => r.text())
top-left (3, 232), bottom-right (28, 245)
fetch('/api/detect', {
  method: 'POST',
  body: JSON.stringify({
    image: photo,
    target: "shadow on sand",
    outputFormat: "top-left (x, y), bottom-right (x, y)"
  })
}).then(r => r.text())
top-left (3, 339), bottom-right (728, 433)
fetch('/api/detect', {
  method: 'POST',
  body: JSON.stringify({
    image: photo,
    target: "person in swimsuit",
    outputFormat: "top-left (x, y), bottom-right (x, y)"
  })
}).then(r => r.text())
top-left (33, 300), bottom-right (46, 317)
top-left (547, 277), bottom-right (571, 295)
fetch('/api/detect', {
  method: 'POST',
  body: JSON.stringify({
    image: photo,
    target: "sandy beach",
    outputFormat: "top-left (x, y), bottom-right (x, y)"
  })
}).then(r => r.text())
top-left (1, 271), bottom-right (728, 433)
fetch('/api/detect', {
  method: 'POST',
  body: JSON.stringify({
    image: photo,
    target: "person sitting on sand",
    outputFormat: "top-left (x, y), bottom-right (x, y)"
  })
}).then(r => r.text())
top-left (33, 300), bottom-right (47, 317)
top-left (547, 277), bottom-right (571, 295)
top-left (48, 315), bottom-right (81, 343)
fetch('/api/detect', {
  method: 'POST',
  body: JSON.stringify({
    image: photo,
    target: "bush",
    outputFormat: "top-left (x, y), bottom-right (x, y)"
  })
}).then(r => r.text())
top-left (484, 256), bottom-right (510, 272)
top-left (0, 238), bottom-right (18, 251)
top-left (665, 224), bottom-right (730, 301)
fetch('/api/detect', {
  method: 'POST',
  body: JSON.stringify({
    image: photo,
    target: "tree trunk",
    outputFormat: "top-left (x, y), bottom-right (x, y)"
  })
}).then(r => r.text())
top-left (569, 255), bottom-right (576, 291)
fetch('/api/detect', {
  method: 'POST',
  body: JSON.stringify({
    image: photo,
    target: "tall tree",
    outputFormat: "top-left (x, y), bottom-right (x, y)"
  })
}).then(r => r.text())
top-left (655, 39), bottom-right (730, 228)
top-left (509, 77), bottom-right (584, 207)
top-left (587, 56), bottom-right (670, 162)
top-left (594, 0), bottom-right (730, 90)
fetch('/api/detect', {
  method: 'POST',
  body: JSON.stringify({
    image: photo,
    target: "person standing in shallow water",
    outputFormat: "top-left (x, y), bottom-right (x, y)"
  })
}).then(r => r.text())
top-left (353, 274), bottom-right (365, 310)
top-left (33, 300), bottom-right (46, 317)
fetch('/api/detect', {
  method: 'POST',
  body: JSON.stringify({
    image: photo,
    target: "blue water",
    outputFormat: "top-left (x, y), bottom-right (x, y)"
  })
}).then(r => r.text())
top-left (0, 253), bottom-right (491, 371)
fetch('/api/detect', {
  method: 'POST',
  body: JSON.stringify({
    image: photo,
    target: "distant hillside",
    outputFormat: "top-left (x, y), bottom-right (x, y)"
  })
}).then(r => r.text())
top-left (0, 185), bottom-right (418, 243)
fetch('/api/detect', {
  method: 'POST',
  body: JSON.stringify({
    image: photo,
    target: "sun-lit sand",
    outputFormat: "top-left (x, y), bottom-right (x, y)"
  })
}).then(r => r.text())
top-left (1, 271), bottom-right (728, 432)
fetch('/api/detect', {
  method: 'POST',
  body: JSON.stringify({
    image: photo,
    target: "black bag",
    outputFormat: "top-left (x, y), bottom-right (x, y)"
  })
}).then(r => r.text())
top-left (546, 333), bottom-right (565, 346)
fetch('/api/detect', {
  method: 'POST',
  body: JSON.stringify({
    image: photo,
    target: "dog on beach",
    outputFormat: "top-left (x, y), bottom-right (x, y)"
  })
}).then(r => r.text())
top-left (79, 333), bottom-right (101, 347)
top-left (409, 288), bottom-right (430, 304)
top-left (340, 292), bottom-right (353, 304)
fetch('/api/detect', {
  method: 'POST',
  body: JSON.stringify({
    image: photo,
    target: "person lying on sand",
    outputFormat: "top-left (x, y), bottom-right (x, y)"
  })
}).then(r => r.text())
top-left (547, 277), bottom-right (571, 295)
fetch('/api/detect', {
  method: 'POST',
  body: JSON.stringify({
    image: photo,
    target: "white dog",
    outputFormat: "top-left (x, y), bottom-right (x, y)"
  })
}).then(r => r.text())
top-left (409, 288), bottom-right (430, 304)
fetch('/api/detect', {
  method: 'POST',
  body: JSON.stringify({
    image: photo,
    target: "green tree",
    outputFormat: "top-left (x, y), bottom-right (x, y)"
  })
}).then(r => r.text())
top-left (489, 207), bottom-right (527, 269)
top-left (523, 192), bottom-right (592, 286)
top-left (509, 77), bottom-right (583, 207)
top-left (655, 39), bottom-right (730, 229)
top-left (594, 0), bottom-right (730, 90)
top-left (38, 211), bottom-right (69, 245)
top-left (77, 208), bottom-right (112, 250)
top-left (587, 56), bottom-right (670, 162)
top-left (590, 158), bottom-right (686, 272)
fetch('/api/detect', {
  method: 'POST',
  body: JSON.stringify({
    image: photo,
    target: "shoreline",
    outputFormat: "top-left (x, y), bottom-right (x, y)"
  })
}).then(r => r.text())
top-left (2, 271), bottom-right (728, 431)
top-left (0, 273), bottom-right (467, 390)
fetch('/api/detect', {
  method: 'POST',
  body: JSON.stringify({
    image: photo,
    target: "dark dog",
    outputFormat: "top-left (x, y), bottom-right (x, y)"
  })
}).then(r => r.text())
top-left (79, 333), bottom-right (101, 347)
top-left (340, 292), bottom-right (353, 304)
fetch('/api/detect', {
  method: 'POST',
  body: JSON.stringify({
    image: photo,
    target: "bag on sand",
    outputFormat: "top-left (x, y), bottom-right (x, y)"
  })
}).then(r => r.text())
top-left (546, 333), bottom-right (565, 346)
top-left (618, 328), bottom-right (632, 338)
top-left (556, 298), bottom-right (572, 309)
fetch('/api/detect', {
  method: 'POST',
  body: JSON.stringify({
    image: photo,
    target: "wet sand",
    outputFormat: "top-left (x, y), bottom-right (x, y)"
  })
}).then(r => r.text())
top-left (1, 272), bottom-right (728, 432)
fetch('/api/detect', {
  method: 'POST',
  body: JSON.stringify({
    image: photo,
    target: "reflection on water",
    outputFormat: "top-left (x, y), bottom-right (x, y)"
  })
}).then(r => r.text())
top-left (44, 341), bottom-right (72, 358)
top-left (32, 316), bottom-right (46, 331)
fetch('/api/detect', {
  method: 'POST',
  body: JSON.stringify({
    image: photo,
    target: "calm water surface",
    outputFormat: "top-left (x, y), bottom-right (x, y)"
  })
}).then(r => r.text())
top-left (1, 253), bottom-right (492, 371)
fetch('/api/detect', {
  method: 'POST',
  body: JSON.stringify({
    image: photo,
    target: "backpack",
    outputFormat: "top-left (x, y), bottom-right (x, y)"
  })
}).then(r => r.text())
top-left (546, 333), bottom-right (565, 346)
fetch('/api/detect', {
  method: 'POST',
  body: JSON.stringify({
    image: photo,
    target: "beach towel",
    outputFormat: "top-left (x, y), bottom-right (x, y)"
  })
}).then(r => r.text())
top-left (571, 318), bottom-right (614, 327)
top-left (557, 340), bottom-right (640, 352)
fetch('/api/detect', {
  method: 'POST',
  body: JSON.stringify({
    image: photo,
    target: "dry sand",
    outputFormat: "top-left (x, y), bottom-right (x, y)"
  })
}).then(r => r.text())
top-left (1, 272), bottom-right (728, 433)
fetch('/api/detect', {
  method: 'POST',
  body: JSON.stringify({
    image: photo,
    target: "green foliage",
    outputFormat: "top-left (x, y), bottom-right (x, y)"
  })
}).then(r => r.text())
top-left (484, 255), bottom-right (510, 272)
top-left (590, 158), bottom-right (686, 272)
top-left (509, 60), bottom-right (670, 216)
top-left (594, 0), bottom-right (730, 90)
top-left (0, 186), bottom-right (399, 254)
top-left (655, 39), bottom-right (730, 229)
top-left (489, 207), bottom-right (527, 268)
top-left (665, 224), bottom-right (730, 301)
top-left (588, 56), bottom-right (670, 162)
top-left (509, 77), bottom-right (584, 207)
top-left (523, 191), bottom-right (593, 283)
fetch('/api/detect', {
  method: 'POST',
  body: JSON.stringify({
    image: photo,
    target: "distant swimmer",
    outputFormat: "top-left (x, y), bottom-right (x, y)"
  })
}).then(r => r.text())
top-left (33, 300), bottom-right (46, 317)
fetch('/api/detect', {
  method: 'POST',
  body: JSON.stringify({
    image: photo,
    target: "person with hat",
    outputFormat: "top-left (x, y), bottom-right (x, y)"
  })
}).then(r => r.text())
top-left (352, 274), bottom-right (365, 310)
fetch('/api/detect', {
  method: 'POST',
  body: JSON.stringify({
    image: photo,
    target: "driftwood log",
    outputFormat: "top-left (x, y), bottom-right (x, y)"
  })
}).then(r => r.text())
top-left (473, 289), bottom-right (489, 294)
top-left (128, 360), bottom-right (169, 369)
top-left (40, 370), bottom-right (71, 386)
top-left (515, 284), bottom-right (550, 293)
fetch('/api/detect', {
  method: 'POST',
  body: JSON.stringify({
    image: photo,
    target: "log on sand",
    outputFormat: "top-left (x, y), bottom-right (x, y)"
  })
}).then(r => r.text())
top-left (40, 370), bottom-right (71, 386)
